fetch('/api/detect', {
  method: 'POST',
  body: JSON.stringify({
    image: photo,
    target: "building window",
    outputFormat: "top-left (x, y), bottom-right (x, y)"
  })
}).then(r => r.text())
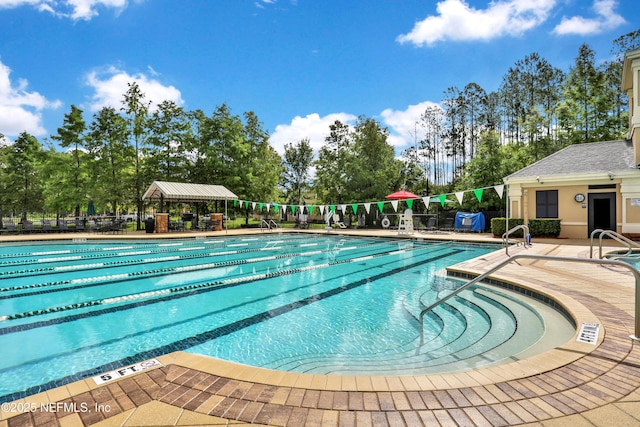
top-left (536, 190), bottom-right (558, 218)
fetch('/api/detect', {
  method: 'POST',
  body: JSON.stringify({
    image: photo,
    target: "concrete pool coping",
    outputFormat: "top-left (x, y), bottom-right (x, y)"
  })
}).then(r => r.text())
top-left (1, 229), bottom-right (639, 426)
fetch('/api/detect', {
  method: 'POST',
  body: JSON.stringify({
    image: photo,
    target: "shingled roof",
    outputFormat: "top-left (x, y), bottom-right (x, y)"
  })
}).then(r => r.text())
top-left (506, 140), bottom-right (636, 180)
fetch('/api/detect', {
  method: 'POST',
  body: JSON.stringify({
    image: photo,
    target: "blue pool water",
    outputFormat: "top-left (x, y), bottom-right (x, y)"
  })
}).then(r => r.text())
top-left (0, 235), bottom-right (567, 403)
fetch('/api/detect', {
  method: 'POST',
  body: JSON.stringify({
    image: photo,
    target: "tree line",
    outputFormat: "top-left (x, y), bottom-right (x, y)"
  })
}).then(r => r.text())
top-left (1, 31), bottom-right (638, 226)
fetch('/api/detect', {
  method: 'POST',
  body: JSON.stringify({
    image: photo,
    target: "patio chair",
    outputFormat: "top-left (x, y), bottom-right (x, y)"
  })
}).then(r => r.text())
top-left (333, 214), bottom-right (347, 229)
top-left (86, 220), bottom-right (98, 233)
top-left (57, 220), bottom-right (71, 232)
top-left (21, 220), bottom-right (37, 234)
top-left (298, 214), bottom-right (309, 229)
top-left (75, 220), bottom-right (86, 232)
top-left (421, 216), bottom-right (437, 233)
top-left (1, 220), bottom-right (18, 234)
top-left (440, 217), bottom-right (454, 232)
top-left (41, 220), bottom-right (53, 233)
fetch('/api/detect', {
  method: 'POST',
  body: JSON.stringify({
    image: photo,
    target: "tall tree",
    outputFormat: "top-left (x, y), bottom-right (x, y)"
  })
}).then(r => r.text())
top-left (314, 120), bottom-right (352, 204)
top-left (558, 44), bottom-right (617, 144)
top-left (2, 132), bottom-right (44, 218)
top-left (122, 82), bottom-right (150, 229)
top-left (51, 104), bottom-right (87, 218)
top-left (242, 111), bottom-right (281, 215)
top-left (146, 100), bottom-right (190, 182)
top-left (86, 107), bottom-right (133, 214)
top-left (282, 138), bottom-right (314, 205)
top-left (348, 116), bottom-right (403, 204)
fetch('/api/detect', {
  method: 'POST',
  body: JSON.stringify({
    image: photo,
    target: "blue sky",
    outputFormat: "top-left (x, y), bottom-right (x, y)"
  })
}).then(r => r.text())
top-left (0, 0), bottom-right (636, 157)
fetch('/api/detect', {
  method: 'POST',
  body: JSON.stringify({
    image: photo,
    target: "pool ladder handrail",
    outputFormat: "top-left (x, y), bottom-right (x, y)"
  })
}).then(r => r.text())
top-left (260, 219), bottom-right (280, 231)
top-left (589, 228), bottom-right (640, 259)
top-left (418, 253), bottom-right (640, 345)
top-left (502, 224), bottom-right (530, 256)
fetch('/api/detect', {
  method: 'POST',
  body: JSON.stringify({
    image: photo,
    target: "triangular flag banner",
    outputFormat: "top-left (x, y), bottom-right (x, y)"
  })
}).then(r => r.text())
top-left (474, 188), bottom-right (483, 202)
top-left (274, 203), bottom-right (279, 213)
top-left (233, 200), bottom-right (237, 206)
top-left (252, 202), bottom-right (256, 210)
top-left (391, 200), bottom-right (398, 212)
top-left (494, 184), bottom-right (504, 199)
top-left (244, 201), bottom-right (249, 209)
top-left (339, 204), bottom-right (346, 213)
top-left (364, 203), bottom-right (371, 214)
top-left (330, 205), bottom-right (336, 213)
top-left (406, 199), bottom-right (413, 210)
top-left (291, 205), bottom-right (296, 214)
top-left (351, 203), bottom-right (358, 214)
top-left (308, 205), bottom-right (314, 215)
top-left (319, 205), bottom-right (325, 215)
top-left (438, 194), bottom-right (447, 207)
top-left (266, 203), bottom-right (270, 212)
top-left (377, 201), bottom-right (385, 212)
top-left (259, 203), bottom-right (263, 211)
top-left (422, 196), bottom-right (430, 206)
top-left (455, 191), bottom-right (464, 204)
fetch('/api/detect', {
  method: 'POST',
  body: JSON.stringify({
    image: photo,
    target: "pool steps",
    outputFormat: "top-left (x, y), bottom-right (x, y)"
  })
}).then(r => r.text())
top-left (270, 283), bottom-right (546, 375)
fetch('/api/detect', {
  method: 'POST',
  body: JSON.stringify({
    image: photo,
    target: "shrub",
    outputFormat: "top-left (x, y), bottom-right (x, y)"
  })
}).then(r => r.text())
top-left (491, 217), bottom-right (524, 237)
top-left (528, 219), bottom-right (561, 237)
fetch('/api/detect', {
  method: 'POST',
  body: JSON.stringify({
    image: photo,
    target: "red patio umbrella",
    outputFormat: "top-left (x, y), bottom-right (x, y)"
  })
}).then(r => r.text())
top-left (385, 189), bottom-right (419, 200)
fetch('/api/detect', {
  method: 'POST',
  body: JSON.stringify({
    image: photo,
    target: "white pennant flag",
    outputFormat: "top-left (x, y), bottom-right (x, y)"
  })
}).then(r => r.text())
top-left (455, 192), bottom-right (464, 205)
top-left (364, 203), bottom-right (371, 214)
top-left (494, 184), bottom-right (504, 199)
top-left (422, 196), bottom-right (430, 206)
top-left (339, 204), bottom-right (347, 213)
top-left (319, 205), bottom-right (325, 215)
top-left (391, 200), bottom-right (398, 212)
top-left (252, 202), bottom-right (256, 210)
top-left (266, 204), bottom-right (271, 212)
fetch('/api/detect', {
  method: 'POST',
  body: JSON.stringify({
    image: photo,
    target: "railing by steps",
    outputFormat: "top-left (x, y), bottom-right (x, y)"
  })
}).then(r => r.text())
top-left (419, 253), bottom-right (640, 345)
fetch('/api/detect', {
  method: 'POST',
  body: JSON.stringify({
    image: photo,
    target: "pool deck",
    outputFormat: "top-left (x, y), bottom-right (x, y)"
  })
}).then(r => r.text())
top-left (1, 228), bottom-right (639, 426)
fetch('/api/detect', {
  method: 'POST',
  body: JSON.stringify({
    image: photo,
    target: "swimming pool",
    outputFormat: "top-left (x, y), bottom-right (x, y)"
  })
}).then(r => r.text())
top-left (0, 235), bottom-right (573, 403)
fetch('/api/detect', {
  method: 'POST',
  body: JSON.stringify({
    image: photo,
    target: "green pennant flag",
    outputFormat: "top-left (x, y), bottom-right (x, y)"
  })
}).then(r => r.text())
top-left (377, 201), bottom-right (385, 212)
top-left (351, 203), bottom-right (358, 214)
top-left (474, 188), bottom-right (483, 202)
top-left (244, 201), bottom-right (249, 209)
top-left (406, 199), bottom-right (413, 210)
top-left (259, 203), bottom-right (263, 211)
top-left (438, 194), bottom-right (447, 207)
top-left (330, 205), bottom-right (336, 213)
top-left (233, 200), bottom-right (237, 207)
top-left (308, 205), bottom-right (314, 215)
top-left (291, 205), bottom-right (296, 214)
top-left (274, 203), bottom-right (279, 213)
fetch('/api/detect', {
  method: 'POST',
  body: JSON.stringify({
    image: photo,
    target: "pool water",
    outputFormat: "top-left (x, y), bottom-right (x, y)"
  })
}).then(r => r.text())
top-left (0, 235), bottom-right (572, 403)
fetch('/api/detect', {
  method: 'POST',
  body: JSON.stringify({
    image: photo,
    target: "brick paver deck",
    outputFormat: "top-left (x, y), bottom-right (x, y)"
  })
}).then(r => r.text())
top-left (1, 229), bottom-right (639, 426)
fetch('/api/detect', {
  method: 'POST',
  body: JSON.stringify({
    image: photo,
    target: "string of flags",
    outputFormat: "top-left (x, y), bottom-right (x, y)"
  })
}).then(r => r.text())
top-left (232, 185), bottom-right (504, 216)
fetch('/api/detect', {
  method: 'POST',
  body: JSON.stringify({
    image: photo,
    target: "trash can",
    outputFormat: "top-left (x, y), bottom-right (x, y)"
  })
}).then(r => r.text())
top-left (145, 217), bottom-right (155, 233)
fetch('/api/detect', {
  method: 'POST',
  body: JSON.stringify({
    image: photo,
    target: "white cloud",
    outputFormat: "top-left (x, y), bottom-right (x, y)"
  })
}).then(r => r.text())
top-left (553, 0), bottom-right (626, 35)
top-left (85, 66), bottom-right (184, 112)
top-left (0, 59), bottom-right (61, 138)
top-left (0, 0), bottom-right (130, 20)
top-left (269, 112), bottom-right (357, 156)
top-left (397, 0), bottom-right (556, 46)
top-left (381, 101), bottom-right (442, 150)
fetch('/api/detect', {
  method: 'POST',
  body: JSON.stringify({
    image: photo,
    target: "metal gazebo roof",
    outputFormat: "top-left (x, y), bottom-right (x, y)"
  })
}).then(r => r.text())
top-left (142, 181), bottom-right (238, 202)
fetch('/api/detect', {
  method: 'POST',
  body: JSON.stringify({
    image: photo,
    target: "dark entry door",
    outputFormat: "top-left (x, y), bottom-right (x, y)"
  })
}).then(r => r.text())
top-left (588, 192), bottom-right (616, 236)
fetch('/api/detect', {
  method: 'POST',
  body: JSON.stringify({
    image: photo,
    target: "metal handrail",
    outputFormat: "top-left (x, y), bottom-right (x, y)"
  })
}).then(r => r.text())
top-left (269, 219), bottom-right (279, 229)
top-left (589, 228), bottom-right (640, 259)
top-left (502, 224), bottom-right (530, 256)
top-left (418, 253), bottom-right (640, 345)
top-left (260, 219), bottom-right (270, 231)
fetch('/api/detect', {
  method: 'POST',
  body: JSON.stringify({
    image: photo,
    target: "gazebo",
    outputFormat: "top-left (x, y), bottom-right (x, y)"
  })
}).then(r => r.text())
top-left (142, 181), bottom-right (238, 232)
